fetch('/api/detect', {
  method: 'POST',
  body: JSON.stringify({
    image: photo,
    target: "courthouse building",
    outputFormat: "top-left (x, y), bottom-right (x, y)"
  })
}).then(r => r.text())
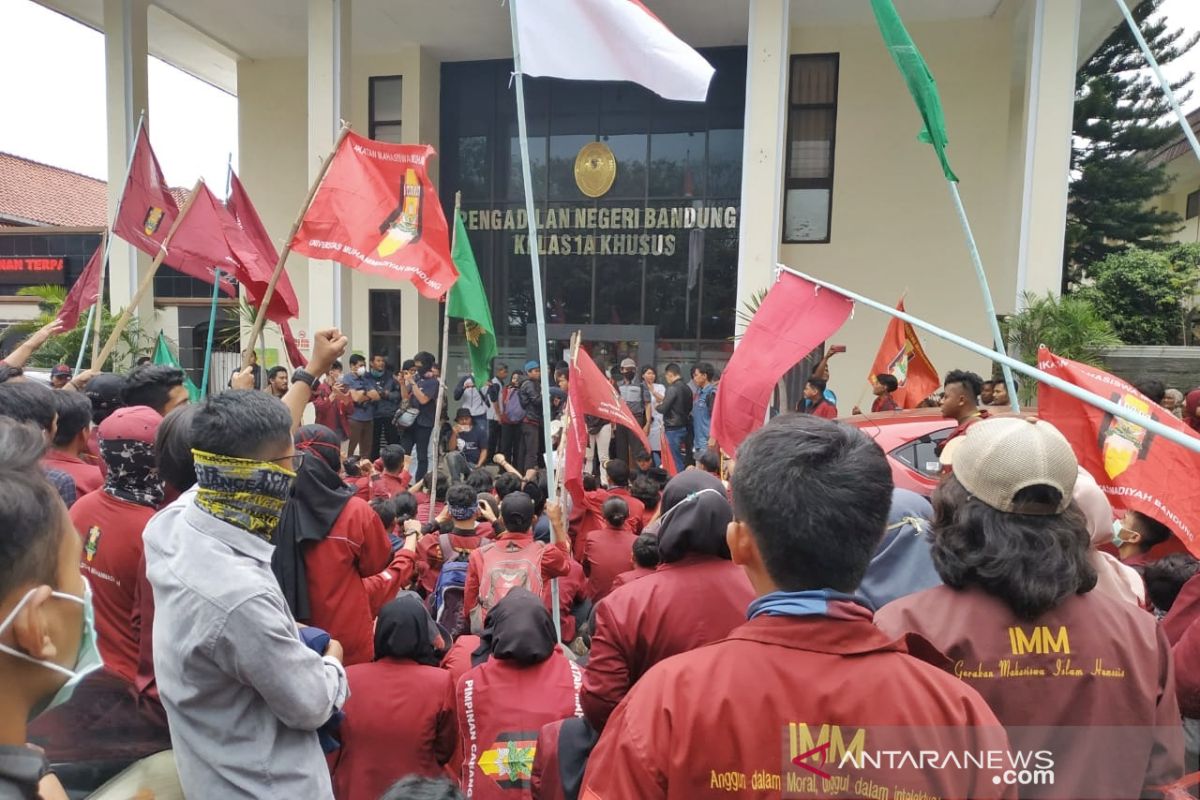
top-left (14, 0), bottom-right (1138, 402)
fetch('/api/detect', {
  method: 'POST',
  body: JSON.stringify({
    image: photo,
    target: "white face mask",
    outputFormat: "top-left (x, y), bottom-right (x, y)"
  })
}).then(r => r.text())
top-left (355, 366), bottom-right (367, 377)
top-left (0, 580), bottom-right (103, 718)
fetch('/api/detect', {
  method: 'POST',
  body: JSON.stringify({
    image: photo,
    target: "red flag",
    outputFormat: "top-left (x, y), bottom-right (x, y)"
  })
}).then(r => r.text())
top-left (112, 124), bottom-right (180, 258)
top-left (868, 299), bottom-right (940, 409)
top-left (564, 345), bottom-right (654, 500)
top-left (660, 429), bottom-right (678, 477)
top-left (226, 171), bottom-right (306, 366)
top-left (1038, 346), bottom-right (1200, 558)
top-left (711, 272), bottom-right (853, 456)
top-left (57, 239), bottom-right (104, 329)
top-left (163, 183), bottom-right (242, 296)
top-left (290, 132), bottom-right (458, 299)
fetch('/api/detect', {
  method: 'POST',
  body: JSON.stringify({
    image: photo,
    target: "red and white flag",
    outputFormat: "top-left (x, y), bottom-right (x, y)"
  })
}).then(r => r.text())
top-left (514, 0), bottom-right (715, 102)
top-left (57, 238), bottom-right (104, 329)
top-left (564, 344), bottom-right (653, 501)
top-left (112, 124), bottom-right (179, 258)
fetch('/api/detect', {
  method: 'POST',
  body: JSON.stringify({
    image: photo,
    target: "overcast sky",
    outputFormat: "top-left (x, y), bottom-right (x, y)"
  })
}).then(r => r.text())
top-left (0, 0), bottom-right (1198, 189)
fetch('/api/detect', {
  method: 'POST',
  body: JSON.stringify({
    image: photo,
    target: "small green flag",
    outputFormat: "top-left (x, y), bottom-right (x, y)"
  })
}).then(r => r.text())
top-left (447, 211), bottom-right (497, 387)
top-left (870, 0), bottom-right (958, 182)
top-left (153, 331), bottom-right (201, 402)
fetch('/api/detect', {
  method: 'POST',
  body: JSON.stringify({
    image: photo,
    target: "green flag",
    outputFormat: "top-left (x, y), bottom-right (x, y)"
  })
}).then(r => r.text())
top-left (869, 0), bottom-right (958, 182)
top-left (153, 331), bottom-right (201, 402)
top-left (447, 211), bottom-right (497, 386)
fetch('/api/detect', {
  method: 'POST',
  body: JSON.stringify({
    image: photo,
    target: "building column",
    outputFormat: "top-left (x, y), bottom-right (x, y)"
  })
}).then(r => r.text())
top-left (307, 0), bottom-right (352, 334)
top-left (1015, 0), bottom-right (1081, 301)
top-left (103, 0), bottom-right (151, 327)
top-left (735, 0), bottom-right (790, 336)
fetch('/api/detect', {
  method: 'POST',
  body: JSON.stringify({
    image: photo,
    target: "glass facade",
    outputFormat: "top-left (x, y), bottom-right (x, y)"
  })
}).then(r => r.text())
top-left (439, 47), bottom-right (746, 372)
top-left (0, 231), bottom-right (103, 297)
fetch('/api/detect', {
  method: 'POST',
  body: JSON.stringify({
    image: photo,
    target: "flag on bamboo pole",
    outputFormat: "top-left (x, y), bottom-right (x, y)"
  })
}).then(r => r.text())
top-left (112, 124), bottom-right (182, 256)
top-left (447, 211), bottom-right (497, 386)
top-left (869, 0), bottom-right (958, 182)
top-left (1038, 347), bottom-right (1200, 558)
top-left (564, 344), bottom-right (653, 501)
top-left (226, 171), bottom-right (306, 367)
top-left (513, 0), bottom-right (714, 102)
top-left (867, 299), bottom-right (940, 409)
top-left (152, 331), bottom-right (200, 402)
top-left (57, 239), bottom-right (104, 329)
top-left (289, 132), bottom-right (458, 299)
top-left (710, 272), bottom-right (853, 456)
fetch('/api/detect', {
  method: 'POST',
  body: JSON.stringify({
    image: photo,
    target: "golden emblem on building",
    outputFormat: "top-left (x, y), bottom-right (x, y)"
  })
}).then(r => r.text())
top-left (574, 141), bottom-right (617, 198)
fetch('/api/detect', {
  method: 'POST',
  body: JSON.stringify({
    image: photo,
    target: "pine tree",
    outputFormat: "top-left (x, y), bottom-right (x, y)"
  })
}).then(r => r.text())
top-left (1064, 0), bottom-right (1196, 290)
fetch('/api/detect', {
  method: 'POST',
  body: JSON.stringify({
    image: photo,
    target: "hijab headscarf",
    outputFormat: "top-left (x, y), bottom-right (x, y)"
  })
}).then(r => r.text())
top-left (470, 588), bottom-right (557, 667)
top-left (1186, 390), bottom-right (1200, 433)
top-left (98, 405), bottom-right (164, 508)
top-left (1074, 468), bottom-right (1145, 606)
top-left (273, 424), bottom-right (355, 620)
top-left (374, 592), bottom-right (442, 667)
top-left (654, 470), bottom-right (733, 563)
top-left (856, 488), bottom-right (942, 610)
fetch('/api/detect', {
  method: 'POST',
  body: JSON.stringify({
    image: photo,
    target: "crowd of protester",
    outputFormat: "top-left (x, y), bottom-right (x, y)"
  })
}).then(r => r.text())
top-left (3, 316), bottom-right (1200, 799)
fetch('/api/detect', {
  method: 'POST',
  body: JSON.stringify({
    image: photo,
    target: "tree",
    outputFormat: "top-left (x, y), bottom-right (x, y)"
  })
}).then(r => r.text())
top-left (10, 285), bottom-right (152, 370)
top-left (1064, 0), bottom-right (1196, 289)
top-left (1077, 243), bottom-right (1200, 346)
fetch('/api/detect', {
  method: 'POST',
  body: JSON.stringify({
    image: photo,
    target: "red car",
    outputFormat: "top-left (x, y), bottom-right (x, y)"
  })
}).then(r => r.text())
top-left (844, 409), bottom-right (958, 496)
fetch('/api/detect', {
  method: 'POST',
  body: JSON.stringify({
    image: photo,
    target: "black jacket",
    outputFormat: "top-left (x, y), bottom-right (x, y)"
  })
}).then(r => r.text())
top-left (657, 380), bottom-right (693, 429)
top-left (519, 378), bottom-right (543, 424)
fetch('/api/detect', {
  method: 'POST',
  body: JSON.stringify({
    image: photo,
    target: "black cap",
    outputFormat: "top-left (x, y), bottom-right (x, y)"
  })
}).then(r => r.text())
top-left (500, 491), bottom-right (535, 532)
top-left (51, 364), bottom-right (72, 378)
top-left (84, 373), bottom-right (126, 424)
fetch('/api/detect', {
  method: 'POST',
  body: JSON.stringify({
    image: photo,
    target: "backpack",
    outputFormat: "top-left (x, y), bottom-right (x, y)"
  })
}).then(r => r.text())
top-left (470, 537), bottom-right (546, 634)
top-left (502, 386), bottom-right (526, 424)
top-left (430, 533), bottom-right (470, 638)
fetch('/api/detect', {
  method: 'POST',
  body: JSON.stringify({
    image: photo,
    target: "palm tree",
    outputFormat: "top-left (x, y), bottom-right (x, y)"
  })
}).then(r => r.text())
top-left (10, 285), bottom-right (152, 370)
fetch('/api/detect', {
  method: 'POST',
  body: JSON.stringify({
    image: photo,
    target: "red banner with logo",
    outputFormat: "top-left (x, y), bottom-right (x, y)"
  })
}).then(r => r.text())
top-left (1038, 346), bottom-right (1200, 557)
top-left (868, 299), bottom-right (940, 408)
top-left (112, 124), bottom-right (179, 258)
top-left (290, 132), bottom-right (458, 299)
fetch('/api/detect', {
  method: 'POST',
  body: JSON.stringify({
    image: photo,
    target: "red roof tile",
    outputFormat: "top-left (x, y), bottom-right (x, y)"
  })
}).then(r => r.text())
top-left (0, 152), bottom-right (192, 229)
top-left (1150, 108), bottom-right (1200, 167)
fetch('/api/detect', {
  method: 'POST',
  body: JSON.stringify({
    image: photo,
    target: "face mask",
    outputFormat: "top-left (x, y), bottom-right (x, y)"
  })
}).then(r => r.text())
top-left (1111, 520), bottom-right (1131, 549)
top-left (0, 580), bottom-right (102, 719)
top-left (192, 449), bottom-right (297, 541)
top-left (371, 368), bottom-right (384, 377)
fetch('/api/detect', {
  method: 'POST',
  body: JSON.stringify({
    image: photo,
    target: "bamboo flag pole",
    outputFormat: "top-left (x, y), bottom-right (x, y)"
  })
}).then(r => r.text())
top-left (426, 192), bottom-right (461, 525)
top-left (778, 263), bottom-right (1200, 457)
top-left (507, 0), bottom-right (558, 499)
top-left (94, 179), bottom-right (205, 370)
top-left (242, 123), bottom-right (352, 369)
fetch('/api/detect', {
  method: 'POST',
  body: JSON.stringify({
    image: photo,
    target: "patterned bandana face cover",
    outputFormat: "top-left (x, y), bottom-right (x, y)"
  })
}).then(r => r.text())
top-left (192, 449), bottom-right (297, 541)
top-left (101, 439), bottom-right (165, 508)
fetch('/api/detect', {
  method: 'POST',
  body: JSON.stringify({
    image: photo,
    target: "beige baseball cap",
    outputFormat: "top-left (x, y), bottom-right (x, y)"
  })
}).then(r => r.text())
top-left (951, 417), bottom-right (1078, 515)
top-left (620, 358), bottom-right (637, 369)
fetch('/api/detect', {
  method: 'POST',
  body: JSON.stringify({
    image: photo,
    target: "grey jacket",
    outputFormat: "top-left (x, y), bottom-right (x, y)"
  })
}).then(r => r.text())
top-left (144, 493), bottom-right (349, 800)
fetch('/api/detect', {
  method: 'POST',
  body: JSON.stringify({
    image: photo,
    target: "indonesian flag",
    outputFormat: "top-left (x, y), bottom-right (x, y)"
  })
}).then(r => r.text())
top-left (112, 124), bottom-right (179, 258)
top-left (57, 238), bottom-right (104, 329)
top-left (290, 133), bottom-right (458, 300)
top-left (564, 344), bottom-right (653, 502)
top-left (711, 272), bottom-right (854, 457)
top-left (1038, 346), bottom-right (1200, 558)
top-left (226, 171), bottom-right (307, 367)
top-left (867, 299), bottom-right (940, 409)
top-left (514, 0), bottom-right (715, 102)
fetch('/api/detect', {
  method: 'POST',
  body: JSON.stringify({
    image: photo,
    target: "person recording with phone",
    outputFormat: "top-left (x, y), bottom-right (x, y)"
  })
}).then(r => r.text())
top-left (446, 408), bottom-right (488, 484)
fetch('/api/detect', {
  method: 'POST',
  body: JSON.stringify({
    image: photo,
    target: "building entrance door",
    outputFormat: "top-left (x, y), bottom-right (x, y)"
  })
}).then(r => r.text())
top-left (527, 324), bottom-right (656, 375)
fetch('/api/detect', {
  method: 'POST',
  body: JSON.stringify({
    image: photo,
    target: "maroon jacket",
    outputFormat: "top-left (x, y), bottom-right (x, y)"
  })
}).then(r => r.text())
top-left (333, 657), bottom-right (457, 800)
top-left (582, 615), bottom-right (1011, 800)
top-left (581, 554), bottom-right (755, 731)
top-left (1162, 573), bottom-right (1200, 716)
top-left (542, 556), bottom-right (589, 643)
top-left (610, 565), bottom-right (655, 590)
top-left (582, 525), bottom-right (638, 601)
top-left (457, 653), bottom-right (583, 800)
top-left (312, 381), bottom-right (352, 438)
top-left (877, 585), bottom-right (1182, 798)
top-left (43, 450), bottom-right (102, 497)
top-left (302, 497), bottom-right (393, 665)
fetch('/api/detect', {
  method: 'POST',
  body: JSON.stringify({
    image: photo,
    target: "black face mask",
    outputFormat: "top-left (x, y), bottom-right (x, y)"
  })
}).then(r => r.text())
top-left (622, 371), bottom-right (635, 380)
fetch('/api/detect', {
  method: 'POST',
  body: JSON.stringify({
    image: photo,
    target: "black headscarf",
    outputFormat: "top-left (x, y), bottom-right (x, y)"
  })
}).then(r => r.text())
top-left (273, 424), bottom-right (355, 621)
top-left (654, 470), bottom-right (733, 563)
top-left (374, 592), bottom-right (441, 667)
top-left (470, 588), bottom-right (557, 667)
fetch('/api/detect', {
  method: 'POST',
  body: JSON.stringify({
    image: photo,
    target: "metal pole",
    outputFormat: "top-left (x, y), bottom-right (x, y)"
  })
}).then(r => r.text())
top-left (200, 268), bottom-right (222, 397)
top-left (1114, 0), bottom-right (1200, 165)
top-left (777, 264), bottom-right (1200, 456)
top-left (508, 0), bottom-right (562, 644)
top-left (946, 181), bottom-right (1019, 411)
top-left (74, 305), bottom-right (96, 373)
top-left (427, 193), bottom-right (460, 525)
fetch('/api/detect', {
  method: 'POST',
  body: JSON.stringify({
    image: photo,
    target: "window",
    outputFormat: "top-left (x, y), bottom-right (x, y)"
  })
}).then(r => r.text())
top-left (369, 290), bottom-right (404, 369)
top-left (782, 54), bottom-right (839, 244)
top-left (369, 76), bottom-right (403, 143)
top-left (1187, 189), bottom-right (1200, 221)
